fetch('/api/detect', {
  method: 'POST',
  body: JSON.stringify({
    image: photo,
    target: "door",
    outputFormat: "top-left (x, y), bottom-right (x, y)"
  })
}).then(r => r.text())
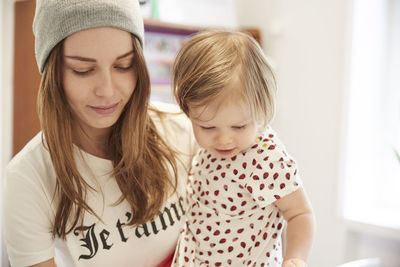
top-left (13, 0), bottom-right (41, 155)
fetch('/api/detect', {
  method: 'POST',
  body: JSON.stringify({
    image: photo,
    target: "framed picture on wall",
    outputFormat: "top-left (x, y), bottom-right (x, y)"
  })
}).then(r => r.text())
top-left (144, 20), bottom-right (199, 103)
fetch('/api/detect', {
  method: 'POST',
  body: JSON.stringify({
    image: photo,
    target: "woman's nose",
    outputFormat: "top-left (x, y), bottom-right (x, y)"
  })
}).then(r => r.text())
top-left (95, 70), bottom-right (115, 97)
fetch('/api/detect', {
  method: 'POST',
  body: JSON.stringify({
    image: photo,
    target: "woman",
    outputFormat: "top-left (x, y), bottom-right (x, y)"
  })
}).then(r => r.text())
top-left (2, 1), bottom-right (195, 266)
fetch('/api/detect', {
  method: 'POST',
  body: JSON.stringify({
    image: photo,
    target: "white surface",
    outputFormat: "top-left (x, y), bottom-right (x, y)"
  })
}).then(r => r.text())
top-left (343, 0), bottom-right (400, 230)
top-left (237, 0), bottom-right (349, 266)
top-left (1, 0), bottom-right (14, 266)
top-left (337, 258), bottom-right (381, 267)
top-left (158, 0), bottom-right (237, 28)
top-left (236, 1), bottom-right (400, 267)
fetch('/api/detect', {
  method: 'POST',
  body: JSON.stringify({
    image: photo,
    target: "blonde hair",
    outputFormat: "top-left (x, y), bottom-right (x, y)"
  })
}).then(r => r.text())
top-left (173, 30), bottom-right (277, 129)
top-left (38, 35), bottom-right (178, 239)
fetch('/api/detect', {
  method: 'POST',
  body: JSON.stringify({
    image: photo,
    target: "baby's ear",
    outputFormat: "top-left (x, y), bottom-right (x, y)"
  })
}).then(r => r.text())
top-left (255, 121), bottom-right (266, 134)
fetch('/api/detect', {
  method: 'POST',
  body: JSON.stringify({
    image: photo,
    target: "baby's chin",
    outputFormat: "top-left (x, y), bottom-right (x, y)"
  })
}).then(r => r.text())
top-left (215, 148), bottom-right (235, 156)
top-left (212, 148), bottom-right (241, 159)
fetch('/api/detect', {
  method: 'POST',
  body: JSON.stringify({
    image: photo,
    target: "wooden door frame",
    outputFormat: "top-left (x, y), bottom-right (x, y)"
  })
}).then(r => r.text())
top-left (13, 0), bottom-right (41, 155)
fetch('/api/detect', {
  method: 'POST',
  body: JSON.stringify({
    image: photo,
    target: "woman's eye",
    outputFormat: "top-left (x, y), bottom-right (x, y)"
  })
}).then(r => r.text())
top-left (115, 65), bottom-right (133, 71)
top-left (73, 69), bottom-right (93, 76)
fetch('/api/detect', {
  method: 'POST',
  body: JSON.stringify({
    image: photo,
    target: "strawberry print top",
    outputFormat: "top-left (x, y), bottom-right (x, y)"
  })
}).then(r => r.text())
top-left (172, 127), bottom-right (302, 267)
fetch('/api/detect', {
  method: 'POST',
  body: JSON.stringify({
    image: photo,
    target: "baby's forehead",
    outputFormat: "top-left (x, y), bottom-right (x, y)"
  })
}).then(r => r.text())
top-left (189, 99), bottom-right (251, 124)
top-left (188, 104), bottom-right (217, 121)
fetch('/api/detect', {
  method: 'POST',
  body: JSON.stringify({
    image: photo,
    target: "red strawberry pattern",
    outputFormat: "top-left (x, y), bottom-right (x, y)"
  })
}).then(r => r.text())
top-left (173, 127), bottom-right (301, 266)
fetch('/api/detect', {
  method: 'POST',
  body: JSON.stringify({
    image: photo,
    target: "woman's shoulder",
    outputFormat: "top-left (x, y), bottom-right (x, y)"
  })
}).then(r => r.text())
top-left (149, 101), bottom-right (197, 159)
top-left (6, 132), bottom-right (53, 178)
top-left (149, 102), bottom-right (193, 143)
top-left (149, 101), bottom-right (192, 133)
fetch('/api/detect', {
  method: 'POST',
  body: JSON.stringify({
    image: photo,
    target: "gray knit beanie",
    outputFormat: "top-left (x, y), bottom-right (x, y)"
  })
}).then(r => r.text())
top-left (33, 0), bottom-right (144, 73)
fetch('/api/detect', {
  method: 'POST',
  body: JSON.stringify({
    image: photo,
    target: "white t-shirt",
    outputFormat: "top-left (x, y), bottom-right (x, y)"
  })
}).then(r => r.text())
top-left (3, 103), bottom-right (196, 267)
top-left (173, 127), bottom-right (302, 267)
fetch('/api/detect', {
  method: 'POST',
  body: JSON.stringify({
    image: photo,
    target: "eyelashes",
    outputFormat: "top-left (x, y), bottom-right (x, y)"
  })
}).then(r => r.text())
top-left (73, 69), bottom-right (93, 76)
top-left (200, 126), bottom-right (215, 130)
top-left (115, 65), bottom-right (133, 71)
top-left (72, 64), bottom-right (134, 76)
top-left (200, 125), bottom-right (247, 130)
top-left (232, 125), bottom-right (246, 130)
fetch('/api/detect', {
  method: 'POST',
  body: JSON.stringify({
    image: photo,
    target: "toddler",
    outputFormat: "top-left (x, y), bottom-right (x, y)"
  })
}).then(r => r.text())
top-left (172, 30), bottom-right (315, 267)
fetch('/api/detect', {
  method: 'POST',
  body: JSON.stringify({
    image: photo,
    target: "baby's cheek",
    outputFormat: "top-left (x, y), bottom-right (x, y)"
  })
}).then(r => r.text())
top-left (194, 131), bottom-right (210, 149)
top-left (242, 130), bottom-right (257, 147)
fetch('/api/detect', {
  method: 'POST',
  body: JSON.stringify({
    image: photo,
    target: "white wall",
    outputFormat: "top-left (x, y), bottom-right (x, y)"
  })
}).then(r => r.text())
top-left (1, 0), bottom-right (14, 266)
top-left (157, 0), bottom-right (238, 28)
top-left (237, 1), bottom-right (400, 267)
top-left (237, 0), bottom-right (349, 266)
top-left (0, 0), bottom-right (3, 264)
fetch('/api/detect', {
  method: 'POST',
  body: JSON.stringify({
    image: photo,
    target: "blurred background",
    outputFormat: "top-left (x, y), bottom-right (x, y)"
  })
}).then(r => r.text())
top-left (1, 0), bottom-right (399, 266)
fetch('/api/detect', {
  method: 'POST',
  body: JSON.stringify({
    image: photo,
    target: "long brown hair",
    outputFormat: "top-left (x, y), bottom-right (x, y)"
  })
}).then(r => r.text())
top-left (38, 35), bottom-right (178, 239)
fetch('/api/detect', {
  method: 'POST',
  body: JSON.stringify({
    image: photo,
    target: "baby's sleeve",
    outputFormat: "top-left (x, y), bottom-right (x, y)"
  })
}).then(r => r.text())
top-left (241, 133), bottom-right (302, 208)
top-left (3, 164), bottom-right (55, 267)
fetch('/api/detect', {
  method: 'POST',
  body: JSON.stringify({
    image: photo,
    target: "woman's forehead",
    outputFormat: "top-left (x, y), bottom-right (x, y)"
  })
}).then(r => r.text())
top-left (63, 27), bottom-right (133, 59)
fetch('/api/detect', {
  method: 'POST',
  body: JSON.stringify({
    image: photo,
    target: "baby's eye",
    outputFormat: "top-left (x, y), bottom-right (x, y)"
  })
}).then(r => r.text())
top-left (200, 126), bottom-right (215, 130)
top-left (232, 125), bottom-right (246, 130)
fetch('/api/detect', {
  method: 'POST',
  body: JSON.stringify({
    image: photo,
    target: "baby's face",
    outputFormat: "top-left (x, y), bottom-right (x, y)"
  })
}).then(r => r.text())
top-left (188, 99), bottom-right (258, 158)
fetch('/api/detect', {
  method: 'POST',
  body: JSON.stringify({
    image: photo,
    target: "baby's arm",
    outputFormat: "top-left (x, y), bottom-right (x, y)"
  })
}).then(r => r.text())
top-left (274, 188), bottom-right (315, 267)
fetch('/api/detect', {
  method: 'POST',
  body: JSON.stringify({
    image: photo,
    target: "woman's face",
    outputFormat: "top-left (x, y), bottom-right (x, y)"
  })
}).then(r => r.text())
top-left (62, 27), bottom-right (137, 137)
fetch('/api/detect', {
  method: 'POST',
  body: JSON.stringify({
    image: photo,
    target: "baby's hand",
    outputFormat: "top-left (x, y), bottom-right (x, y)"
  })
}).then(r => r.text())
top-left (282, 258), bottom-right (307, 267)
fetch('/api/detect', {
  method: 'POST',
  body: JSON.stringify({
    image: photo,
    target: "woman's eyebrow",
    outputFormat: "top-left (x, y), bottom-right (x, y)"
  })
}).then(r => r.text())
top-left (64, 51), bottom-right (134, 62)
top-left (64, 55), bottom-right (96, 62)
top-left (116, 51), bottom-right (134, 60)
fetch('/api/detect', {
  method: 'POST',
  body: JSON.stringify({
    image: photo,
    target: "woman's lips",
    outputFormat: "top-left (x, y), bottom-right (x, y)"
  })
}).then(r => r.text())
top-left (90, 103), bottom-right (119, 115)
